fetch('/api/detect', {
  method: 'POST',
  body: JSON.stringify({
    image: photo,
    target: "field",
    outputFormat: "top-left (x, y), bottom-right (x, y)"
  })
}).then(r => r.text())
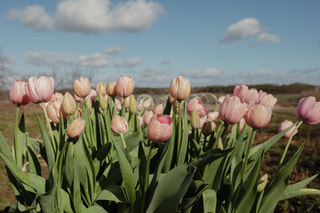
top-left (0, 87), bottom-right (320, 212)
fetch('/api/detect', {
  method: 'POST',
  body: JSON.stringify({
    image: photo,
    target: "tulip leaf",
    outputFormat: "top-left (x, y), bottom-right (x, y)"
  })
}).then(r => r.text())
top-left (146, 165), bottom-right (195, 213)
top-left (190, 148), bottom-right (233, 169)
top-left (95, 184), bottom-right (127, 203)
top-left (14, 112), bottom-right (26, 169)
top-left (177, 104), bottom-right (190, 166)
top-left (15, 172), bottom-right (47, 195)
top-left (163, 116), bottom-right (176, 172)
top-left (82, 205), bottom-right (109, 213)
top-left (27, 146), bottom-right (41, 176)
top-left (202, 189), bottom-right (217, 213)
top-left (0, 133), bottom-right (15, 162)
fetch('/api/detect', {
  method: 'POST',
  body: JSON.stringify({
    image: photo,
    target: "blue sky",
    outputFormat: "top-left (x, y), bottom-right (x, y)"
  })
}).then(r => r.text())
top-left (1, 0), bottom-right (320, 89)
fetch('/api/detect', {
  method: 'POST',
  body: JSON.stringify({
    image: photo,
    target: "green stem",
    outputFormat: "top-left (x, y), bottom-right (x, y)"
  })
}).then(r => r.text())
top-left (103, 112), bottom-right (111, 142)
top-left (141, 143), bottom-right (153, 211)
top-left (279, 120), bottom-right (303, 166)
top-left (41, 102), bottom-right (56, 153)
top-left (176, 101), bottom-right (182, 161)
top-left (13, 105), bottom-right (22, 168)
top-left (120, 133), bottom-right (127, 150)
top-left (86, 109), bottom-right (95, 150)
top-left (241, 128), bottom-right (256, 181)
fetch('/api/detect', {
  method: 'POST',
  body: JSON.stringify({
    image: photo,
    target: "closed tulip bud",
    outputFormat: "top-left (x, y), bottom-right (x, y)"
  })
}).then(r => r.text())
top-left (239, 118), bottom-right (246, 132)
top-left (187, 97), bottom-right (207, 117)
top-left (217, 96), bottom-right (225, 104)
top-left (296, 96), bottom-right (320, 125)
top-left (115, 76), bottom-right (134, 97)
top-left (87, 89), bottom-right (97, 102)
top-left (54, 92), bottom-right (64, 103)
top-left (106, 81), bottom-right (117, 96)
top-left (219, 95), bottom-right (248, 125)
top-left (259, 94), bottom-right (277, 109)
top-left (63, 92), bottom-right (76, 115)
top-left (147, 114), bottom-right (173, 142)
top-left (202, 119), bottom-right (216, 136)
top-left (143, 111), bottom-right (154, 125)
top-left (153, 103), bottom-right (164, 115)
top-left (190, 109), bottom-right (200, 129)
top-left (278, 120), bottom-right (298, 138)
top-left (170, 76), bottom-right (191, 101)
top-left (98, 93), bottom-right (108, 112)
top-left (26, 76), bottom-right (54, 103)
top-left (73, 77), bottom-right (91, 98)
top-left (245, 103), bottom-right (272, 129)
top-left (257, 174), bottom-right (268, 192)
top-left (66, 118), bottom-right (86, 138)
top-left (111, 115), bottom-right (129, 136)
top-left (129, 95), bottom-right (138, 114)
top-left (47, 100), bottom-right (63, 124)
top-left (143, 98), bottom-right (153, 109)
top-left (96, 81), bottom-right (107, 96)
top-left (10, 80), bottom-right (30, 105)
top-left (84, 96), bottom-right (92, 110)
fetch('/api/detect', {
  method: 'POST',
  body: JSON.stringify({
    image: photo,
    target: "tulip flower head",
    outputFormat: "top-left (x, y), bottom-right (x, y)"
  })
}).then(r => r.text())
top-left (62, 92), bottom-right (76, 115)
top-left (234, 85), bottom-right (259, 104)
top-left (143, 111), bottom-right (154, 125)
top-left (10, 80), bottom-right (30, 106)
top-left (296, 96), bottom-right (320, 125)
top-left (278, 120), bottom-right (298, 138)
top-left (219, 95), bottom-right (248, 125)
top-left (47, 100), bottom-right (63, 124)
top-left (153, 103), bottom-right (164, 115)
top-left (245, 103), bottom-right (272, 129)
top-left (26, 76), bottom-right (54, 103)
top-left (106, 81), bottom-right (117, 96)
top-left (110, 115), bottom-right (129, 136)
top-left (73, 77), bottom-right (91, 98)
top-left (115, 76), bottom-right (134, 97)
top-left (170, 76), bottom-right (191, 101)
top-left (202, 119), bottom-right (216, 136)
top-left (66, 118), bottom-right (86, 139)
top-left (147, 114), bottom-right (173, 142)
top-left (187, 97), bottom-right (207, 117)
top-left (259, 94), bottom-right (277, 109)
top-left (96, 81), bottom-right (107, 96)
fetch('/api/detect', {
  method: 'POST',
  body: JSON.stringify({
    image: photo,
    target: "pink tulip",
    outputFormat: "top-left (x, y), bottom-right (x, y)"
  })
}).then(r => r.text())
top-left (143, 111), bottom-right (154, 125)
top-left (239, 118), bottom-right (246, 132)
top-left (170, 76), bottom-right (191, 101)
top-left (73, 77), bottom-right (91, 98)
top-left (47, 100), bottom-right (63, 124)
top-left (115, 76), bottom-right (134, 97)
top-left (219, 95), bottom-right (248, 125)
top-left (96, 81), bottom-right (107, 96)
top-left (147, 114), bottom-right (173, 142)
top-left (110, 115), bottom-right (129, 136)
top-left (278, 120), bottom-right (298, 138)
top-left (26, 76), bottom-right (54, 103)
top-left (207, 112), bottom-right (219, 121)
top-left (296, 96), bottom-right (320, 125)
top-left (234, 84), bottom-right (259, 104)
top-left (217, 96), bottom-right (225, 104)
top-left (106, 81), bottom-right (117, 96)
top-left (66, 118), bottom-right (86, 138)
top-left (10, 80), bottom-right (30, 105)
top-left (187, 97), bottom-right (207, 117)
top-left (245, 103), bottom-right (272, 129)
top-left (153, 103), bottom-right (164, 115)
top-left (62, 92), bottom-right (76, 115)
top-left (259, 94), bottom-right (277, 109)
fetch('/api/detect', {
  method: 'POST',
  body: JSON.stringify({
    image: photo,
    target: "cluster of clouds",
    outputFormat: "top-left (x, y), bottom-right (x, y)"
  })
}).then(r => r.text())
top-left (220, 17), bottom-right (280, 45)
top-left (8, 0), bottom-right (164, 33)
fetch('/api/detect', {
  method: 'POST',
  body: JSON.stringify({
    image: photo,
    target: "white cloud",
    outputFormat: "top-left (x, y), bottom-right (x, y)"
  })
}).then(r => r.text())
top-left (251, 33), bottom-right (280, 45)
top-left (220, 18), bottom-right (262, 43)
top-left (8, 0), bottom-right (164, 33)
top-left (78, 53), bottom-right (110, 67)
top-left (25, 52), bottom-right (74, 67)
top-left (182, 68), bottom-right (222, 79)
top-left (135, 68), bottom-right (172, 87)
top-left (114, 57), bottom-right (143, 67)
top-left (104, 46), bottom-right (125, 55)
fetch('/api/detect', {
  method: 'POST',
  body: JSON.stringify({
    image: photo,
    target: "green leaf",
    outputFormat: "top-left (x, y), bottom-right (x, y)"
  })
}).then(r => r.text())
top-left (95, 184), bottom-right (128, 203)
top-left (113, 140), bottom-right (136, 205)
top-left (0, 133), bottom-right (15, 162)
top-left (82, 205), bottom-right (109, 213)
top-left (146, 165), bottom-right (195, 213)
top-left (15, 172), bottom-right (47, 195)
top-left (27, 146), bottom-right (42, 176)
top-left (177, 104), bottom-right (190, 166)
top-left (125, 130), bottom-right (143, 153)
top-left (14, 112), bottom-right (26, 169)
top-left (202, 189), bottom-right (217, 213)
top-left (190, 148), bottom-right (233, 169)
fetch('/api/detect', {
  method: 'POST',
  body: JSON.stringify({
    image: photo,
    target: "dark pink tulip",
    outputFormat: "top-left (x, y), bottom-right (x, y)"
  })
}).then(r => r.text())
top-left (115, 76), bottom-right (134, 97)
top-left (10, 80), bottom-right (30, 105)
top-left (296, 96), bottom-right (320, 125)
top-left (147, 114), bottom-right (173, 142)
top-left (26, 76), bottom-right (54, 103)
top-left (278, 120), bottom-right (298, 138)
top-left (245, 103), bottom-right (272, 129)
top-left (219, 95), bottom-right (248, 125)
top-left (187, 97), bottom-right (207, 117)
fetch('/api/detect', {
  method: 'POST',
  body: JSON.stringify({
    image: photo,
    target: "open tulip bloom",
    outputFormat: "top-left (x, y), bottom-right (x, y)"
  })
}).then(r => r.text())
top-left (1, 76), bottom-right (320, 213)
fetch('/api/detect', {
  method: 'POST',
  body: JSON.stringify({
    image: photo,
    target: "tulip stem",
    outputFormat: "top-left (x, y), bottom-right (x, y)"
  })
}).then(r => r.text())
top-left (241, 128), bottom-right (256, 181)
top-left (13, 105), bottom-right (22, 168)
top-left (176, 101), bottom-right (182, 163)
top-left (279, 121), bottom-right (303, 167)
top-left (141, 143), bottom-right (153, 211)
top-left (41, 102), bottom-right (56, 153)
top-left (120, 133), bottom-right (127, 150)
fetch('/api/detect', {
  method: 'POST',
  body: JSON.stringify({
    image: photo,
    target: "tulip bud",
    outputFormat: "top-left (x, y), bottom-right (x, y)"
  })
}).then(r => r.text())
top-left (63, 92), bottom-right (76, 115)
top-left (66, 118), bottom-right (86, 138)
top-left (10, 80), bottom-right (30, 106)
top-left (84, 96), bottom-right (92, 110)
top-left (170, 76), bottom-right (191, 101)
top-left (190, 109), bottom-right (200, 129)
top-left (96, 81), bottom-right (107, 96)
top-left (245, 103), bottom-right (272, 129)
top-left (187, 97), bottom-right (207, 117)
top-left (73, 77), bottom-right (91, 98)
top-left (111, 115), bottom-right (129, 136)
top-left (296, 96), bottom-right (320, 125)
top-left (26, 76), bottom-right (54, 103)
top-left (219, 95), bottom-right (248, 125)
top-left (257, 174), bottom-right (268, 192)
top-left (217, 96), bottom-right (225, 104)
top-left (98, 93), bottom-right (108, 112)
top-left (129, 95), bottom-right (138, 114)
top-left (143, 98), bottom-right (153, 109)
top-left (147, 114), bottom-right (173, 142)
top-left (202, 119), bottom-right (216, 136)
top-left (106, 81), bottom-right (117, 96)
top-left (153, 103), bottom-right (164, 115)
top-left (115, 76), bottom-right (134, 97)
top-left (47, 100), bottom-right (63, 124)
top-left (143, 111), bottom-right (154, 125)
top-left (278, 120), bottom-right (298, 138)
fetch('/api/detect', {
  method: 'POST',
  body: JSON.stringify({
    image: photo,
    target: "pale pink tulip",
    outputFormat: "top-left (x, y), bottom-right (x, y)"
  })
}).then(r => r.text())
top-left (26, 76), bottom-right (54, 103)
top-left (62, 92), bottom-right (76, 115)
top-left (278, 120), bottom-right (298, 138)
top-left (154, 103), bottom-right (164, 115)
top-left (96, 81), bottom-right (107, 96)
top-left (66, 118), bottom-right (86, 138)
top-left (73, 77), bottom-right (91, 98)
top-left (217, 96), bottom-right (225, 104)
top-left (143, 111), bottom-right (154, 125)
top-left (47, 100), bottom-right (63, 124)
top-left (207, 112), bottom-right (219, 121)
top-left (106, 81), bottom-right (117, 96)
top-left (245, 103), bottom-right (272, 129)
top-left (115, 76), bottom-right (134, 97)
top-left (187, 97), bottom-right (207, 117)
top-left (170, 76), bottom-right (191, 101)
top-left (296, 96), bottom-right (320, 125)
top-left (219, 95), bottom-right (248, 125)
top-left (147, 114), bottom-right (173, 142)
top-left (10, 80), bottom-right (30, 105)
top-left (259, 94), bottom-right (277, 109)
top-left (110, 115), bottom-right (129, 136)
top-left (234, 85), bottom-right (259, 104)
